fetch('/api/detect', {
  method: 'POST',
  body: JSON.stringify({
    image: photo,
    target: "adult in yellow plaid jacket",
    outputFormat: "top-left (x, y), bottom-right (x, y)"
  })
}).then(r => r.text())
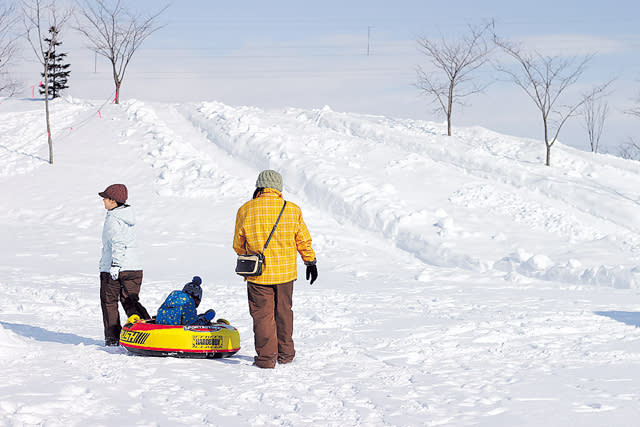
top-left (233, 170), bottom-right (318, 368)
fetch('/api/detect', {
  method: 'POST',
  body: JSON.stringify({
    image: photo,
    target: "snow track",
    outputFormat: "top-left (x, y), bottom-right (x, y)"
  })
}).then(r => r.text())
top-left (182, 102), bottom-right (640, 288)
top-left (2, 98), bottom-right (640, 426)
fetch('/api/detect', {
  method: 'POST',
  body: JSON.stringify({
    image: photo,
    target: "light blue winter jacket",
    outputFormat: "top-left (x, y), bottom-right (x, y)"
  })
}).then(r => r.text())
top-left (99, 205), bottom-right (143, 272)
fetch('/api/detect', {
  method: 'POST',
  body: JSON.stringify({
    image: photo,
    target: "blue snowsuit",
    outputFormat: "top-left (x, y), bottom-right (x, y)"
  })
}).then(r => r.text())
top-left (155, 290), bottom-right (198, 325)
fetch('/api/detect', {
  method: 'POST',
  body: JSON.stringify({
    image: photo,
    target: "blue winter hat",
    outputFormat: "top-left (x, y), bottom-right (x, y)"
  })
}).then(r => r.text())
top-left (182, 276), bottom-right (203, 301)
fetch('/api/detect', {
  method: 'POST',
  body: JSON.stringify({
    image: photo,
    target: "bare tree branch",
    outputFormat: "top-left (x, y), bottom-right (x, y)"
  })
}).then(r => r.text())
top-left (618, 138), bottom-right (640, 160)
top-left (75, 0), bottom-right (168, 104)
top-left (415, 21), bottom-right (493, 136)
top-left (493, 34), bottom-right (605, 166)
top-left (22, 0), bottom-right (73, 164)
top-left (626, 91), bottom-right (640, 119)
top-left (0, 1), bottom-right (19, 95)
top-left (582, 85), bottom-right (611, 153)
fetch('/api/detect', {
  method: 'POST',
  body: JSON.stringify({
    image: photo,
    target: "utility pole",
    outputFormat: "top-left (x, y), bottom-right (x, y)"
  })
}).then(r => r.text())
top-left (367, 26), bottom-right (371, 56)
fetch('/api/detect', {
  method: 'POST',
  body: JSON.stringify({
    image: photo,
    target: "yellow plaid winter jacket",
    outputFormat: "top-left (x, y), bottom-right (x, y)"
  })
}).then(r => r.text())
top-left (233, 188), bottom-right (316, 285)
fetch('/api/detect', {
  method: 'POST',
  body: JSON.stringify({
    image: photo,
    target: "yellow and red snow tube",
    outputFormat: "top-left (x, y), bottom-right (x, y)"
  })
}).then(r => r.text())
top-left (119, 318), bottom-right (240, 358)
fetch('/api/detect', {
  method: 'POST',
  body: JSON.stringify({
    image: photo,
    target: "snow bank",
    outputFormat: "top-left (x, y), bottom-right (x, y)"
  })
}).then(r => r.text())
top-left (3, 98), bottom-right (640, 426)
top-left (184, 101), bottom-right (640, 288)
top-left (0, 322), bottom-right (30, 360)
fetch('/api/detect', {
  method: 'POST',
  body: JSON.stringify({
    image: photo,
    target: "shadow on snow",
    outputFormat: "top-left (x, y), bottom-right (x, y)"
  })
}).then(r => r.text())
top-left (594, 311), bottom-right (640, 327)
top-left (0, 143), bottom-right (48, 163)
top-left (0, 321), bottom-right (103, 346)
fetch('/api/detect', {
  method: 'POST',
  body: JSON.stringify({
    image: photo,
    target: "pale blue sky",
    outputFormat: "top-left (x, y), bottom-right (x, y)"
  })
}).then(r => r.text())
top-left (12, 0), bottom-right (640, 153)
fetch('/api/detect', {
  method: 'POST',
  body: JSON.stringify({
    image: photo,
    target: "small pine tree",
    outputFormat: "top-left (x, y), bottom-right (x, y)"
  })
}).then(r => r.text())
top-left (39, 26), bottom-right (70, 99)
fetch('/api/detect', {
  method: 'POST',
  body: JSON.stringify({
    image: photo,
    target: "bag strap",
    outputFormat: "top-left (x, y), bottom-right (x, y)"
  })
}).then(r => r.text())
top-left (263, 201), bottom-right (287, 252)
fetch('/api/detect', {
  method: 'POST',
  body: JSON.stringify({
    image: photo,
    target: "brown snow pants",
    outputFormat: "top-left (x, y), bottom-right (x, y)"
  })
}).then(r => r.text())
top-left (100, 270), bottom-right (150, 344)
top-left (247, 281), bottom-right (295, 368)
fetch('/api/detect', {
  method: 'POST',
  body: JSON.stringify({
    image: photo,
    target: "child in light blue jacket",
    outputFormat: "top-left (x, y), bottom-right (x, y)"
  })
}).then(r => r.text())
top-left (99, 184), bottom-right (150, 346)
top-left (155, 277), bottom-right (215, 326)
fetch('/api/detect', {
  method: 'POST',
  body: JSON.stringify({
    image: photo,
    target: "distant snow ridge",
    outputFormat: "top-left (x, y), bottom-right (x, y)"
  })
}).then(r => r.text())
top-left (123, 100), bottom-right (241, 198)
top-left (2, 97), bottom-right (640, 290)
top-left (187, 102), bottom-right (487, 271)
top-left (183, 101), bottom-right (640, 289)
top-left (496, 252), bottom-right (640, 289)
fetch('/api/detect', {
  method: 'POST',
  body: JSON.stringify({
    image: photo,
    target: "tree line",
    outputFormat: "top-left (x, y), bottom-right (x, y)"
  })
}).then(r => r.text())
top-left (1, 5), bottom-right (639, 166)
top-left (0, 0), bottom-right (167, 164)
top-left (414, 21), bottom-right (640, 166)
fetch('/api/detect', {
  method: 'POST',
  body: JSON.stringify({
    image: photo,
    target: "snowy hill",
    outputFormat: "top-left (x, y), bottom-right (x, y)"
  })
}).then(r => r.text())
top-left (1, 97), bottom-right (640, 426)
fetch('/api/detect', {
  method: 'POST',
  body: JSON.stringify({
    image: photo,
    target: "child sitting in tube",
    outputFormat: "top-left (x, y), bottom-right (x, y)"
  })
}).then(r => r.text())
top-left (155, 276), bottom-right (215, 326)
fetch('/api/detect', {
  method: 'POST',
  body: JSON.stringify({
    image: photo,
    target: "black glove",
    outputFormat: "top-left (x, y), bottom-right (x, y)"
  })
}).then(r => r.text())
top-left (306, 264), bottom-right (318, 285)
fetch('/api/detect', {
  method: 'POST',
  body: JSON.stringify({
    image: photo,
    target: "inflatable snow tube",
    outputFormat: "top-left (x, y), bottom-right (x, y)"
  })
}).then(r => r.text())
top-left (119, 318), bottom-right (240, 358)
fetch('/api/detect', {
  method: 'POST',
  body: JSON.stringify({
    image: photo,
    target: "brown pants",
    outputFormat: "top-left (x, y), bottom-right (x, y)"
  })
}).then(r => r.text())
top-left (247, 281), bottom-right (295, 368)
top-left (100, 270), bottom-right (149, 343)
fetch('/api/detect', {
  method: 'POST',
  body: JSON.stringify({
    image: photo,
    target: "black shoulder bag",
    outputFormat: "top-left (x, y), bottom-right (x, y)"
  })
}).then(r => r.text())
top-left (235, 201), bottom-right (287, 277)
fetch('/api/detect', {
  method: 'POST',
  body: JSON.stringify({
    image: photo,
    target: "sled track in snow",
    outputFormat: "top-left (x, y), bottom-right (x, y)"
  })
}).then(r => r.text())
top-left (180, 102), bottom-right (640, 288)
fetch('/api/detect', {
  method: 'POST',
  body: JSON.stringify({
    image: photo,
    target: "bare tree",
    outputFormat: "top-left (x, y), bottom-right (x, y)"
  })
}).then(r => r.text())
top-left (416, 22), bottom-right (493, 136)
top-left (23, 0), bottom-right (73, 165)
top-left (620, 93), bottom-right (640, 159)
top-left (75, 0), bottom-right (167, 104)
top-left (582, 89), bottom-right (609, 153)
top-left (493, 35), bottom-right (609, 166)
top-left (618, 138), bottom-right (640, 160)
top-left (0, 1), bottom-right (19, 95)
top-left (627, 92), bottom-right (640, 119)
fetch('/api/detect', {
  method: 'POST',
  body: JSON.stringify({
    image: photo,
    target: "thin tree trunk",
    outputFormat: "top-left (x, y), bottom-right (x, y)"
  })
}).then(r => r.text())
top-left (546, 144), bottom-right (551, 167)
top-left (543, 115), bottom-right (550, 166)
top-left (114, 81), bottom-right (120, 104)
top-left (447, 83), bottom-right (454, 136)
top-left (44, 66), bottom-right (53, 164)
top-left (111, 61), bottom-right (120, 104)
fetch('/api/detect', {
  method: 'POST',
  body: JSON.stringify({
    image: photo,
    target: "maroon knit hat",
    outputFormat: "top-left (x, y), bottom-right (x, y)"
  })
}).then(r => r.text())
top-left (99, 184), bottom-right (128, 203)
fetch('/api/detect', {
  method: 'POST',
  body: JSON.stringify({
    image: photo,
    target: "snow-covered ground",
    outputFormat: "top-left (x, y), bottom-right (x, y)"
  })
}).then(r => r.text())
top-left (1, 96), bottom-right (640, 426)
